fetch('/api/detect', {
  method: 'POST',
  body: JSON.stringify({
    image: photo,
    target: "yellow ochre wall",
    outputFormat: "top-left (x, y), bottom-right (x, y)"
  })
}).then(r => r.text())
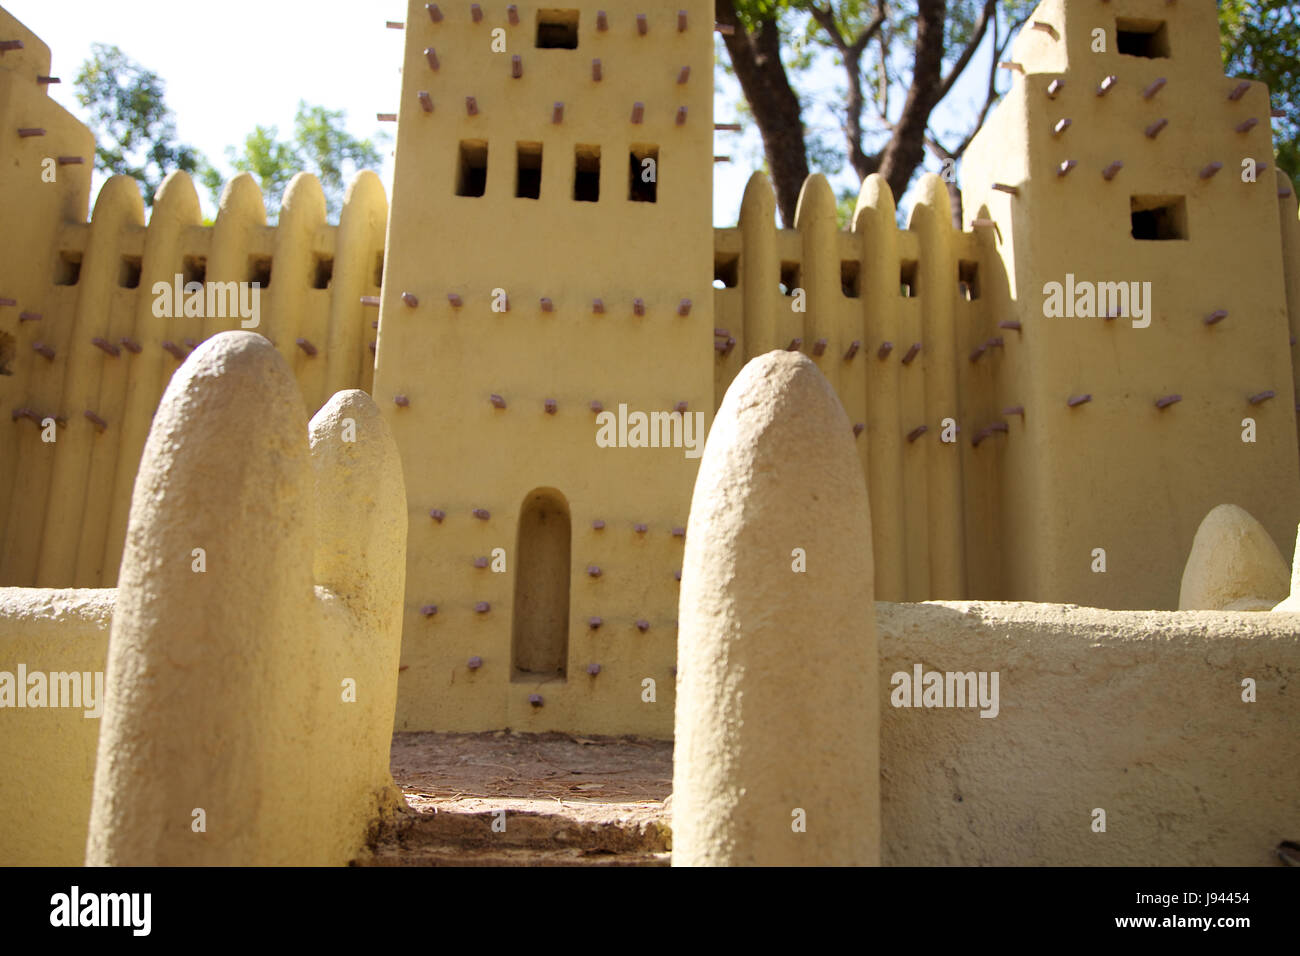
top-left (375, 1), bottom-right (714, 736)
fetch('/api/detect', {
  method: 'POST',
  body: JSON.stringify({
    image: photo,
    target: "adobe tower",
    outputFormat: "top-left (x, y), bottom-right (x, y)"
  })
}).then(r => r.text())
top-left (374, 1), bottom-right (714, 735)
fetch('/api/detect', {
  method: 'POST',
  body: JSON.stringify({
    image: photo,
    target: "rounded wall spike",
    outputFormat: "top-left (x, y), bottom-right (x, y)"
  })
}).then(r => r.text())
top-left (677, 66), bottom-right (690, 84)
top-left (631, 102), bottom-right (644, 124)
top-left (507, 4), bottom-right (518, 26)
top-left (1046, 79), bottom-right (1063, 99)
top-left (1235, 117), bottom-right (1259, 133)
top-left (417, 91), bottom-right (434, 113)
top-left (637, 13), bottom-right (647, 35)
top-left (360, 295), bottom-right (380, 307)
top-left (57, 156), bottom-right (84, 166)
top-left (295, 338), bottom-right (318, 356)
top-left (636, 619), bottom-right (650, 632)
top-left (676, 106), bottom-right (688, 125)
top-left (970, 345), bottom-right (987, 363)
top-left (592, 59), bottom-right (602, 81)
top-left (475, 602), bottom-right (491, 614)
top-left (1067, 394), bottom-right (1092, 407)
top-left (468, 656), bottom-right (483, 670)
top-left (844, 341), bottom-right (860, 360)
top-left (466, 96), bottom-right (478, 116)
top-left (369, 341), bottom-right (377, 354)
top-left (812, 338), bottom-right (827, 356)
top-left (853, 423), bottom-right (866, 437)
top-left (17, 128), bottom-right (46, 137)
top-left (447, 293), bottom-right (463, 307)
top-left (473, 557), bottom-right (488, 568)
top-left (1097, 75), bottom-right (1118, 96)
top-left (429, 508), bottom-right (446, 522)
top-left (906, 425), bottom-right (928, 442)
top-left (1204, 310), bottom-right (1229, 326)
top-left (1102, 161), bottom-right (1123, 181)
top-left (552, 102), bottom-right (564, 124)
top-left (528, 694), bottom-right (543, 707)
top-left (1155, 394), bottom-right (1182, 409)
top-left (1031, 20), bottom-right (1059, 40)
top-left (424, 48), bottom-right (439, 70)
top-left (588, 616), bottom-right (603, 629)
top-left (401, 291), bottom-right (419, 308)
top-left (421, 604), bottom-right (438, 617)
top-left (1145, 118), bottom-right (1168, 138)
top-left (91, 337), bottom-right (120, 357)
top-left (162, 341), bottom-right (185, 361)
top-left (634, 523), bottom-right (648, 534)
top-left (989, 422), bottom-right (1009, 434)
top-left (971, 427), bottom-right (992, 447)
top-left (671, 527), bottom-right (686, 538)
top-left (1228, 81), bottom-right (1251, 101)
top-left (999, 320), bottom-right (1023, 330)
top-left (1248, 390), bottom-right (1276, 405)
top-left (673, 570), bottom-right (682, 581)
top-left (592, 519), bottom-right (605, 529)
top-left (674, 401), bottom-right (688, 413)
top-left (678, 10), bottom-right (688, 31)
top-left (471, 4), bottom-right (483, 23)
top-left (1199, 162), bottom-right (1223, 179)
top-left (394, 394), bottom-right (410, 407)
top-left (119, 337), bottom-right (142, 354)
top-left (786, 338), bottom-right (802, 351)
top-left (592, 298), bottom-right (605, 314)
top-left (902, 342), bottom-right (922, 364)
top-left (1057, 160), bottom-right (1078, 177)
top-left (587, 663), bottom-right (601, 676)
top-left (1004, 405), bottom-right (1025, 417)
top-left (511, 55), bottom-right (522, 78)
top-left (489, 394), bottom-right (506, 409)
top-left (540, 297), bottom-right (553, 312)
top-left (1143, 78), bottom-right (1167, 100)
top-left (590, 400), bottom-right (604, 413)
top-left (426, 4), bottom-right (443, 23)
top-left (633, 298), bottom-right (645, 316)
top-left (596, 10), bottom-right (608, 31)
top-left (991, 183), bottom-right (1020, 195)
top-left (472, 508), bottom-right (490, 520)
top-left (677, 299), bottom-right (692, 316)
top-left (544, 398), bottom-right (557, 414)
top-left (183, 338), bottom-right (199, 352)
top-left (998, 61), bottom-right (1024, 74)
top-left (84, 411), bottom-right (108, 431)
top-left (876, 342), bottom-right (893, 359)
top-left (1052, 118), bottom-right (1072, 137)
top-left (587, 566), bottom-right (602, 578)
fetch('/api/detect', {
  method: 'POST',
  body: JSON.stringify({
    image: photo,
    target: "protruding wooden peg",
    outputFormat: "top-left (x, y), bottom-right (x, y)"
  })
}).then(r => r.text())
top-left (119, 337), bottom-right (142, 353)
top-left (1248, 390), bottom-right (1276, 405)
top-left (1102, 161), bottom-right (1123, 180)
top-left (32, 342), bottom-right (55, 361)
top-left (715, 23), bottom-right (735, 35)
top-left (512, 55), bottom-right (522, 78)
top-left (91, 336), bottom-right (120, 357)
top-left (1056, 160), bottom-right (1077, 177)
top-left (592, 59), bottom-right (602, 81)
top-left (590, 400), bottom-right (604, 413)
top-left (552, 102), bottom-right (564, 123)
top-left (1204, 310), bottom-right (1228, 326)
top-left (637, 14), bottom-right (648, 35)
top-left (1235, 117), bottom-right (1259, 133)
top-left (1155, 395), bottom-right (1182, 409)
top-left (812, 338), bottom-right (827, 356)
top-left (1046, 79), bottom-right (1063, 99)
top-left (471, 4), bottom-right (482, 23)
top-left (394, 394), bottom-right (410, 407)
top-left (1097, 75), bottom-right (1117, 96)
top-left (84, 411), bottom-right (108, 432)
top-left (376, 113), bottom-right (397, 122)
top-left (876, 341), bottom-right (893, 359)
top-left (998, 61), bottom-right (1024, 74)
top-left (418, 91), bottom-right (434, 112)
top-left (424, 47), bottom-right (439, 70)
top-left (360, 295), bottom-right (380, 307)
top-left (161, 341), bottom-right (185, 361)
top-left (429, 508), bottom-right (446, 523)
top-left (592, 298), bottom-right (605, 314)
top-left (1145, 118), bottom-right (1168, 138)
top-left (489, 394), bottom-right (506, 409)
top-left (677, 299), bottom-right (692, 316)
top-left (844, 340), bottom-right (860, 360)
top-left (1228, 81), bottom-right (1251, 101)
top-left (902, 342), bottom-right (921, 364)
top-left (631, 102), bottom-right (644, 123)
top-left (507, 5), bottom-right (518, 25)
top-left (472, 508), bottom-right (491, 520)
top-left (402, 291), bottom-right (419, 308)
top-left (786, 338), bottom-right (802, 351)
top-left (1199, 162), bottom-right (1223, 179)
top-left (676, 106), bottom-right (687, 125)
top-left (296, 338), bottom-right (318, 356)
top-left (992, 182), bottom-right (1020, 196)
top-left (1066, 394), bottom-right (1092, 407)
top-left (426, 4), bottom-right (442, 23)
top-left (1052, 118), bottom-right (1072, 137)
top-left (447, 293), bottom-right (463, 307)
top-left (597, 10), bottom-right (607, 31)
top-left (633, 298), bottom-right (645, 316)
top-left (466, 96), bottom-right (478, 116)
top-left (906, 425), bottom-right (928, 442)
top-left (17, 128), bottom-right (45, 137)
top-left (1031, 21), bottom-right (1058, 40)
top-left (678, 10), bottom-right (688, 31)
top-left (677, 65), bottom-right (690, 84)
top-left (1143, 78), bottom-right (1167, 99)
top-left (540, 297), bottom-right (553, 312)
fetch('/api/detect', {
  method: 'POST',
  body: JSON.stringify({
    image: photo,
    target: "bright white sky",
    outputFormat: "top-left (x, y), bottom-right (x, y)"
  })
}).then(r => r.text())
top-left (5, 0), bottom-right (1004, 226)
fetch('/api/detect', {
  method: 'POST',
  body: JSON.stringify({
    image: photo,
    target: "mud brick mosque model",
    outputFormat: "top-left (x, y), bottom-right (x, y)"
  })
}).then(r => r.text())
top-left (1, 0), bottom-right (1299, 866)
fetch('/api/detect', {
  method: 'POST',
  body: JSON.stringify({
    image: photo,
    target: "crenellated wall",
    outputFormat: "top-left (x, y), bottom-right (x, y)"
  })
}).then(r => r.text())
top-left (0, 8), bottom-right (389, 590)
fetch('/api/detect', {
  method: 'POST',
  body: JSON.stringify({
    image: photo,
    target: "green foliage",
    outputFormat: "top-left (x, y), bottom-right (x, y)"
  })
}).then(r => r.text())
top-left (219, 102), bottom-right (385, 222)
top-left (74, 43), bottom-right (206, 208)
top-left (1220, 0), bottom-right (1300, 178)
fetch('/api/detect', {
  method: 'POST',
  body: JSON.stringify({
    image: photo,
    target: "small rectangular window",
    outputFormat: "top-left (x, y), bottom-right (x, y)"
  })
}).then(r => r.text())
top-left (841, 260), bottom-right (861, 298)
top-left (516, 142), bottom-right (543, 199)
top-left (1116, 19), bottom-right (1169, 59)
top-left (574, 144), bottom-right (600, 202)
top-left (958, 260), bottom-right (980, 300)
top-left (629, 145), bottom-right (658, 203)
top-left (456, 140), bottom-right (488, 197)
top-left (183, 255), bottom-right (207, 286)
top-left (779, 261), bottom-right (800, 296)
top-left (248, 255), bottom-right (272, 288)
top-left (714, 252), bottom-right (739, 289)
top-left (536, 9), bottom-right (579, 49)
top-left (900, 260), bottom-right (919, 298)
top-left (54, 251), bottom-right (82, 286)
top-left (1131, 195), bottom-right (1187, 240)
top-left (312, 255), bottom-right (334, 289)
top-left (119, 255), bottom-right (142, 289)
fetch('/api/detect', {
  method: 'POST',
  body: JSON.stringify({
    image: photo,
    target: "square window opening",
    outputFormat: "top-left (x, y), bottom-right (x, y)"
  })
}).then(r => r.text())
top-left (54, 250), bottom-right (82, 286)
top-left (1116, 18), bottom-right (1170, 58)
top-left (536, 9), bottom-right (579, 49)
top-left (516, 142), bottom-right (543, 199)
top-left (714, 252), bottom-right (739, 289)
top-left (312, 255), bottom-right (334, 290)
top-left (119, 255), bottom-right (142, 289)
top-left (183, 255), bottom-right (207, 287)
top-left (779, 261), bottom-right (801, 296)
top-left (958, 260), bottom-right (980, 300)
top-left (841, 260), bottom-right (861, 298)
top-left (900, 260), bottom-right (919, 298)
top-left (629, 145), bottom-right (658, 203)
top-left (1130, 195), bottom-right (1187, 240)
top-left (456, 140), bottom-right (488, 197)
top-left (248, 255), bottom-right (272, 288)
top-left (574, 144), bottom-right (600, 202)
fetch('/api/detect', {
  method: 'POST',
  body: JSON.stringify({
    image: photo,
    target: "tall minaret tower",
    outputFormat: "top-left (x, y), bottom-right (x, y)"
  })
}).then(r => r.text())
top-left (375, 1), bottom-right (714, 734)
